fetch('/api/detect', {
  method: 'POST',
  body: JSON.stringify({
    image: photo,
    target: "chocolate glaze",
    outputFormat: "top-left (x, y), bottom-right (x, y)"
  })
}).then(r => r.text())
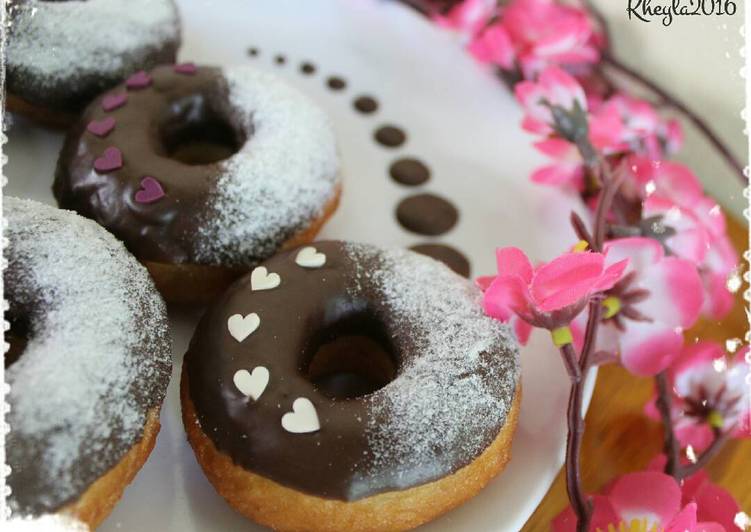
top-left (6, 0), bottom-right (181, 114)
top-left (396, 193), bottom-right (459, 235)
top-left (4, 197), bottom-right (171, 516)
top-left (389, 157), bottom-right (430, 186)
top-left (353, 95), bottom-right (378, 114)
top-left (53, 66), bottom-right (244, 264)
top-left (410, 243), bottom-right (470, 277)
top-left (374, 125), bottom-right (407, 148)
top-left (184, 241), bottom-right (517, 501)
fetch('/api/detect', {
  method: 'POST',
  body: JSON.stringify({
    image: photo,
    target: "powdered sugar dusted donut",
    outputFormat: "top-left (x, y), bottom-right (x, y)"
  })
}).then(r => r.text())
top-left (54, 64), bottom-right (341, 303)
top-left (6, 0), bottom-right (181, 125)
top-left (4, 197), bottom-right (171, 527)
top-left (181, 241), bottom-right (520, 531)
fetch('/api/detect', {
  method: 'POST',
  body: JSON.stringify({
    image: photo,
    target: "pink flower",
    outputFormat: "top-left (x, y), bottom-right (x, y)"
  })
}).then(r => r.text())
top-left (476, 274), bottom-right (533, 344)
top-left (589, 96), bottom-right (683, 159)
top-left (515, 66), bottom-right (588, 136)
top-left (479, 247), bottom-right (627, 341)
top-left (646, 342), bottom-right (751, 451)
top-left (501, 0), bottom-right (601, 77)
top-left (468, 23), bottom-right (515, 68)
top-left (635, 163), bottom-right (739, 319)
top-left (648, 456), bottom-right (745, 531)
top-left (530, 138), bottom-right (585, 190)
top-left (700, 233), bottom-right (738, 319)
top-left (591, 237), bottom-right (704, 376)
top-left (552, 471), bottom-right (728, 531)
top-left (433, 0), bottom-right (496, 36)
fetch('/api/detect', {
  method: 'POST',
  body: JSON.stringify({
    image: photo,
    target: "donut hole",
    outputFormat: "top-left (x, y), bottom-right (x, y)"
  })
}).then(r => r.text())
top-left (159, 94), bottom-right (247, 165)
top-left (304, 311), bottom-right (398, 400)
top-left (5, 314), bottom-right (30, 369)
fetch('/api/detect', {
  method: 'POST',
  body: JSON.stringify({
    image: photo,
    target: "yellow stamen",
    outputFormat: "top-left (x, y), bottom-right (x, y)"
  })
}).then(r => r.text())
top-left (551, 326), bottom-right (574, 347)
top-left (572, 240), bottom-right (589, 252)
top-left (707, 410), bottom-right (724, 429)
top-left (602, 296), bottom-right (622, 319)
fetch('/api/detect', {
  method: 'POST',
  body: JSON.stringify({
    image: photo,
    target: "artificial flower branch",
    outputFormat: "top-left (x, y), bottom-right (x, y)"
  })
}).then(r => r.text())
top-left (556, 125), bottom-right (626, 532)
top-left (657, 369), bottom-right (737, 482)
top-left (578, 0), bottom-right (746, 184)
top-left (655, 371), bottom-right (682, 476)
top-left (601, 53), bottom-right (746, 184)
top-left (424, 0), bottom-right (748, 528)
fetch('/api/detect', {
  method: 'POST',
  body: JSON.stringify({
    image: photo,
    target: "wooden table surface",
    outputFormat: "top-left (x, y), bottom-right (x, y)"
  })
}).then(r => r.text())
top-left (522, 214), bottom-right (750, 531)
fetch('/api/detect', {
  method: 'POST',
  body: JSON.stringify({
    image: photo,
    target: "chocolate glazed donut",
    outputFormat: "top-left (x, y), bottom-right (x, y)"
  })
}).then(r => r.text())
top-left (6, 0), bottom-right (181, 127)
top-left (182, 241), bottom-right (520, 531)
top-left (54, 64), bottom-right (341, 304)
top-left (4, 197), bottom-right (171, 528)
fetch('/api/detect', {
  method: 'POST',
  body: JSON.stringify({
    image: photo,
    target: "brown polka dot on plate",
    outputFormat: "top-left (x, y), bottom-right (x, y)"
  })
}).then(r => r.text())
top-left (247, 47), bottom-right (259, 57)
top-left (353, 95), bottom-right (378, 114)
top-left (374, 125), bottom-right (406, 148)
top-left (275, 54), bottom-right (286, 65)
top-left (327, 76), bottom-right (347, 91)
top-left (389, 157), bottom-right (430, 186)
top-left (410, 243), bottom-right (470, 278)
top-left (300, 62), bottom-right (316, 75)
top-left (396, 193), bottom-right (458, 236)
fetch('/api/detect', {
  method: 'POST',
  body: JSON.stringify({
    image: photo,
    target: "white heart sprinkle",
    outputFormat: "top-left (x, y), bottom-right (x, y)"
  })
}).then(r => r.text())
top-left (233, 367), bottom-right (269, 401)
top-left (295, 246), bottom-right (326, 268)
top-left (251, 266), bottom-right (281, 291)
top-left (227, 313), bottom-right (260, 342)
top-left (281, 397), bottom-right (320, 434)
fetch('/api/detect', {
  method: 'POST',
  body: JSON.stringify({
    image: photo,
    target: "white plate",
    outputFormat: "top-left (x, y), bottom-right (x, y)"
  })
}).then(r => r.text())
top-left (4, 0), bottom-right (596, 530)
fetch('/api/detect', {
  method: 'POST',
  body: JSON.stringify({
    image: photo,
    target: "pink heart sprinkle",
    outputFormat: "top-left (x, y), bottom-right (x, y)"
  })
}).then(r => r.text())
top-left (126, 70), bottom-right (152, 90)
top-left (93, 147), bottom-right (123, 173)
top-left (135, 176), bottom-right (165, 204)
top-left (102, 92), bottom-right (128, 112)
top-left (174, 62), bottom-right (197, 75)
top-left (86, 116), bottom-right (116, 137)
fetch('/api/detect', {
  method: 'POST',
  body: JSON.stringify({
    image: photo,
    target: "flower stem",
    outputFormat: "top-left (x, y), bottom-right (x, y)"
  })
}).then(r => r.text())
top-left (560, 154), bottom-right (623, 531)
top-left (561, 343), bottom-right (591, 532)
top-left (676, 429), bottom-right (732, 480)
top-left (655, 372), bottom-right (681, 476)
top-left (655, 372), bottom-right (734, 480)
top-left (579, 0), bottom-right (746, 184)
top-left (601, 54), bottom-right (746, 185)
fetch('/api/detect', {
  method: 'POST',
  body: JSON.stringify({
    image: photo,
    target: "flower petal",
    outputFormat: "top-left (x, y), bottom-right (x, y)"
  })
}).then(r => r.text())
top-left (475, 275), bottom-right (495, 291)
top-left (483, 275), bottom-right (532, 321)
top-left (513, 317), bottom-right (533, 345)
top-left (531, 252), bottom-right (606, 311)
top-left (667, 502), bottom-right (697, 532)
top-left (592, 258), bottom-right (629, 292)
top-left (609, 471), bottom-right (682, 529)
top-left (691, 481), bottom-right (742, 532)
top-left (619, 320), bottom-right (684, 376)
top-left (637, 256), bottom-right (703, 329)
top-left (496, 247), bottom-right (534, 282)
top-left (468, 24), bottom-right (515, 68)
top-left (603, 237), bottom-right (664, 275)
top-left (552, 495), bottom-right (618, 532)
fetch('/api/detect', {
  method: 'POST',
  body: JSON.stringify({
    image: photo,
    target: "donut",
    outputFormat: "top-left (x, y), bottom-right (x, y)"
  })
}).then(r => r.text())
top-left (181, 241), bottom-right (520, 531)
top-left (53, 64), bottom-right (342, 304)
top-left (6, 0), bottom-right (181, 127)
top-left (4, 197), bottom-right (172, 528)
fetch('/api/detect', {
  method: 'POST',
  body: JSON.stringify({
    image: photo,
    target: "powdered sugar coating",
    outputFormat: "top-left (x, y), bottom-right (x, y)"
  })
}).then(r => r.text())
top-left (7, 0), bottom-right (180, 109)
top-left (346, 244), bottom-right (519, 495)
top-left (194, 67), bottom-right (341, 267)
top-left (4, 197), bottom-right (171, 516)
